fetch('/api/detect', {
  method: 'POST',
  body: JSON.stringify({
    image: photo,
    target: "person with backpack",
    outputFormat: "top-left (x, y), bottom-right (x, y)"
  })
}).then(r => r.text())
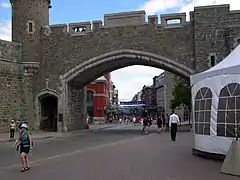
top-left (13, 123), bottom-right (33, 172)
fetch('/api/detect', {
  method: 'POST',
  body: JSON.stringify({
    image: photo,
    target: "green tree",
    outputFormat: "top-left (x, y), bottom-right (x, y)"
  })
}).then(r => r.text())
top-left (170, 77), bottom-right (191, 113)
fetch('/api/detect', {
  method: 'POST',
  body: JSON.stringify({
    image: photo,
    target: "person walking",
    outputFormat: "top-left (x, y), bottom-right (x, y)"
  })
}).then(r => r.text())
top-left (13, 123), bottom-right (33, 172)
top-left (157, 116), bottom-right (162, 133)
top-left (169, 110), bottom-right (180, 141)
top-left (141, 118), bottom-right (149, 135)
top-left (9, 120), bottom-right (16, 141)
top-left (162, 114), bottom-right (165, 127)
top-left (165, 113), bottom-right (170, 132)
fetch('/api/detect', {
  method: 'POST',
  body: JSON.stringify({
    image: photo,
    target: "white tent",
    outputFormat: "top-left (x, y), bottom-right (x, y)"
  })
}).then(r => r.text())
top-left (190, 45), bottom-right (240, 155)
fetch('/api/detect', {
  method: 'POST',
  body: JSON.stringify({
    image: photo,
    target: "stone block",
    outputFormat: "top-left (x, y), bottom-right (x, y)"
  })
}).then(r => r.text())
top-left (104, 10), bottom-right (146, 27)
top-left (92, 20), bottom-right (103, 30)
top-left (148, 15), bottom-right (158, 25)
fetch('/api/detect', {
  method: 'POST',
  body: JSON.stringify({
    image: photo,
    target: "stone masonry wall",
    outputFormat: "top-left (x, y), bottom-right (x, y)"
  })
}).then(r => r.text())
top-left (32, 22), bottom-right (194, 96)
top-left (193, 5), bottom-right (240, 72)
top-left (0, 40), bottom-right (35, 132)
top-left (66, 85), bottom-right (86, 131)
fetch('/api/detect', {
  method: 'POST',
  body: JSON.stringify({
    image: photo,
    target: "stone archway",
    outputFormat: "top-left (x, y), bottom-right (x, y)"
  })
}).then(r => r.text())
top-left (61, 49), bottom-right (194, 84)
top-left (35, 89), bottom-right (60, 131)
top-left (58, 49), bottom-right (195, 131)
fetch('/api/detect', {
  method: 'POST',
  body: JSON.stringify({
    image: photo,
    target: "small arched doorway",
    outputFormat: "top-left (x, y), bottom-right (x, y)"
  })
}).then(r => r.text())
top-left (39, 94), bottom-right (58, 132)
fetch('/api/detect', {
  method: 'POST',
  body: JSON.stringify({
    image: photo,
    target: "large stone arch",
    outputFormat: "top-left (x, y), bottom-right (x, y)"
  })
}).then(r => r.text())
top-left (35, 88), bottom-right (61, 131)
top-left (60, 49), bottom-right (195, 85)
top-left (58, 49), bottom-right (195, 131)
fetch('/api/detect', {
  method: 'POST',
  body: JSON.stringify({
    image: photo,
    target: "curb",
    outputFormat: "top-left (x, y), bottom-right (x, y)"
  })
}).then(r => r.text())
top-left (0, 136), bottom-right (56, 144)
top-left (0, 124), bottom-right (118, 143)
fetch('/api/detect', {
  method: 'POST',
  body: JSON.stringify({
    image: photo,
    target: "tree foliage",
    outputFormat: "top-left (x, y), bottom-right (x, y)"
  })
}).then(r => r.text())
top-left (170, 77), bottom-right (191, 112)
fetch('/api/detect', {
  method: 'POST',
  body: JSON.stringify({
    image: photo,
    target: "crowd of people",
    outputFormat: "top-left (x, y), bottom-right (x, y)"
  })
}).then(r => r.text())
top-left (107, 110), bottom-right (181, 140)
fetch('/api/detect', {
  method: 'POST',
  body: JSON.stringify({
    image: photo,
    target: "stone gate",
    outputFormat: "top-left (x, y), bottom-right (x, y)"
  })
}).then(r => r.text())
top-left (1, 1), bottom-right (240, 132)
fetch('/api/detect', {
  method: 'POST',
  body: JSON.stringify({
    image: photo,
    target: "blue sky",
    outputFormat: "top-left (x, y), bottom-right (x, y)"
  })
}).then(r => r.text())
top-left (0, 0), bottom-right (239, 100)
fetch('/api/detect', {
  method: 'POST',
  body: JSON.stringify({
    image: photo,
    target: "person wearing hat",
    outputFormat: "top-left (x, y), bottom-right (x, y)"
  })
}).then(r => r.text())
top-left (13, 123), bottom-right (33, 172)
top-left (9, 120), bottom-right (16, 141)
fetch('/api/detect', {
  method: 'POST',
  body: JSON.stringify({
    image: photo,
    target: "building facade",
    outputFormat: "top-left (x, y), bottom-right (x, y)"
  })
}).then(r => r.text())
top-left (141, 85), bottom-right (153, 109)
top-left (132, 91), bottom-right (142, 101)
top-left (110, 82), bottom-right (119, 112)
top-left (153, 72), bottom-right (165, 116)
top-left (87, 73), bottom-right (111, 122)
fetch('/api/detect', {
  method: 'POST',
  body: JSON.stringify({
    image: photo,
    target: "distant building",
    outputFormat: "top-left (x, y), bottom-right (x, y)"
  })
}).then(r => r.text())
top-left (110, 82), bottom-right (119, 111)
top-left (132, 91), bottom-right (142, 101)
top-left (153, 72), bottom-right (165, 116)
top-left (87, 73), bottom-right (111, 122)
top-left (141, 85), bottom-right (153, 108)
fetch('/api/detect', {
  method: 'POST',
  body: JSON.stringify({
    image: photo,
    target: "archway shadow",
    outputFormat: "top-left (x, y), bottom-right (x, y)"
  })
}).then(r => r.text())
top-left (39, 94), bottom-right (58, 132)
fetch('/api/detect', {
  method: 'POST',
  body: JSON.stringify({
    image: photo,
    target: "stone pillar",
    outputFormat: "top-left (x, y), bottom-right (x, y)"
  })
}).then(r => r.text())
top-left (64, 84), bottom-right (86, 131)
top-left (22, 62), bottom-right (39, 130)
top-left (59, 79), bottom-right (68, 132)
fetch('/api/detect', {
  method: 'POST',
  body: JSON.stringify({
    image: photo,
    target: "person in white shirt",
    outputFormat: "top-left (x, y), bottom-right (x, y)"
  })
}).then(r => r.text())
top-left (132, 117), bottom-right (136, 124)
top-left (169, 110), bottom-right (180, 141)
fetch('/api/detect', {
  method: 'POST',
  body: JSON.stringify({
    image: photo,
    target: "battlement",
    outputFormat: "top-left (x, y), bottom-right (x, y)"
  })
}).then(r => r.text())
top-left (49, 11), bottom-right (188, 36)
top-left (48, 4), bottom-right (235, 36)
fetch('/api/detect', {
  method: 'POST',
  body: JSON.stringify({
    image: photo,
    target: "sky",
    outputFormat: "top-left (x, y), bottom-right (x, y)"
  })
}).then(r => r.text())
top-left (0, 0), bottom-right (240, 100)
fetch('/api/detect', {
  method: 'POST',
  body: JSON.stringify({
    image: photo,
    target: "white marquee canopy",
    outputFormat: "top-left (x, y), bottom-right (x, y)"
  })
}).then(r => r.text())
top-left (191, 45), bottom-right (240, 155)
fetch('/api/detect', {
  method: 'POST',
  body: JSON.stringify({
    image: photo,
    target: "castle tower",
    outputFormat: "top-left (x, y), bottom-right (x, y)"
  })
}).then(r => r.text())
top-left (10, 0), bottom-right (51, 61)
top-left (10, 0), bottom-right (51, 43)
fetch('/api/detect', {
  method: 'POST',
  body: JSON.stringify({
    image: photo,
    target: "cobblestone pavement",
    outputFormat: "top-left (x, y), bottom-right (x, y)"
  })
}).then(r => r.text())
top-left (0, 129), bottom-right (238, 180)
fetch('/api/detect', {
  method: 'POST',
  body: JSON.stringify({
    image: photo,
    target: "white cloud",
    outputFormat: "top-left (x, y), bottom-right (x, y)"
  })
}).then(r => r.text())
top-left (111, 66), bottom-right (163, 100)
top-left (138, 0), bottom-right (180, 14)
top-left (0, 20), bottom-right (11, 41)
top-left (139, 0), bottom-right (240, 16)
top-left (1, 2), bottom-right (11, 8)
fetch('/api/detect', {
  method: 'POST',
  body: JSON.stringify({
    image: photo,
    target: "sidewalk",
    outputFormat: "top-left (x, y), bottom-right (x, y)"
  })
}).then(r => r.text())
top-left (0, 124), bottom-right (118, 143)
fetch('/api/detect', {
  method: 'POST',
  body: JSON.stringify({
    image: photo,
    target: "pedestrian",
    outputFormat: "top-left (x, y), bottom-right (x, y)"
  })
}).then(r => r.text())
top-left (157, 116), bottom-right (162, 133)
top-left (165, 114), bottom-right (170, 132)
top-left (133, 116), bottom-right (136, 125)
top-left (148, 117), bottom-right (152, 128)
top-left (141, 118), bottom-right (149, 135)
top-left (169, 110), bottom-right (180, 141)
top-left (119, 117), bottom-right (122, 125)
top-left (9, 120), bottom-right (16, 141)
top-left (13, 123), bottom-right (33, 172)
top-left (162, 114), bottom-right (165, 127)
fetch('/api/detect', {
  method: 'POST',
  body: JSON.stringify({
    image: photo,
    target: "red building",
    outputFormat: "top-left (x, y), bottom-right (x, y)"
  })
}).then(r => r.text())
top-left (87, 73), bottom-right (111, 122)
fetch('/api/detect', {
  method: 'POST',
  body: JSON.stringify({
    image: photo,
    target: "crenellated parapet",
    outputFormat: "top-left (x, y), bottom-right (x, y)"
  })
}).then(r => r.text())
top-left (46, 10), bottom-right (189, 37)
top-left (41, 4), bottom-right (240, 38)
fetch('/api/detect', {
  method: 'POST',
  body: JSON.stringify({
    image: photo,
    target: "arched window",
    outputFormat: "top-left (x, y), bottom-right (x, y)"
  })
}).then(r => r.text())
top-left (194, 87), bottom-right (212, 135)
top-left (217, 83), bottom-right (240, 137)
